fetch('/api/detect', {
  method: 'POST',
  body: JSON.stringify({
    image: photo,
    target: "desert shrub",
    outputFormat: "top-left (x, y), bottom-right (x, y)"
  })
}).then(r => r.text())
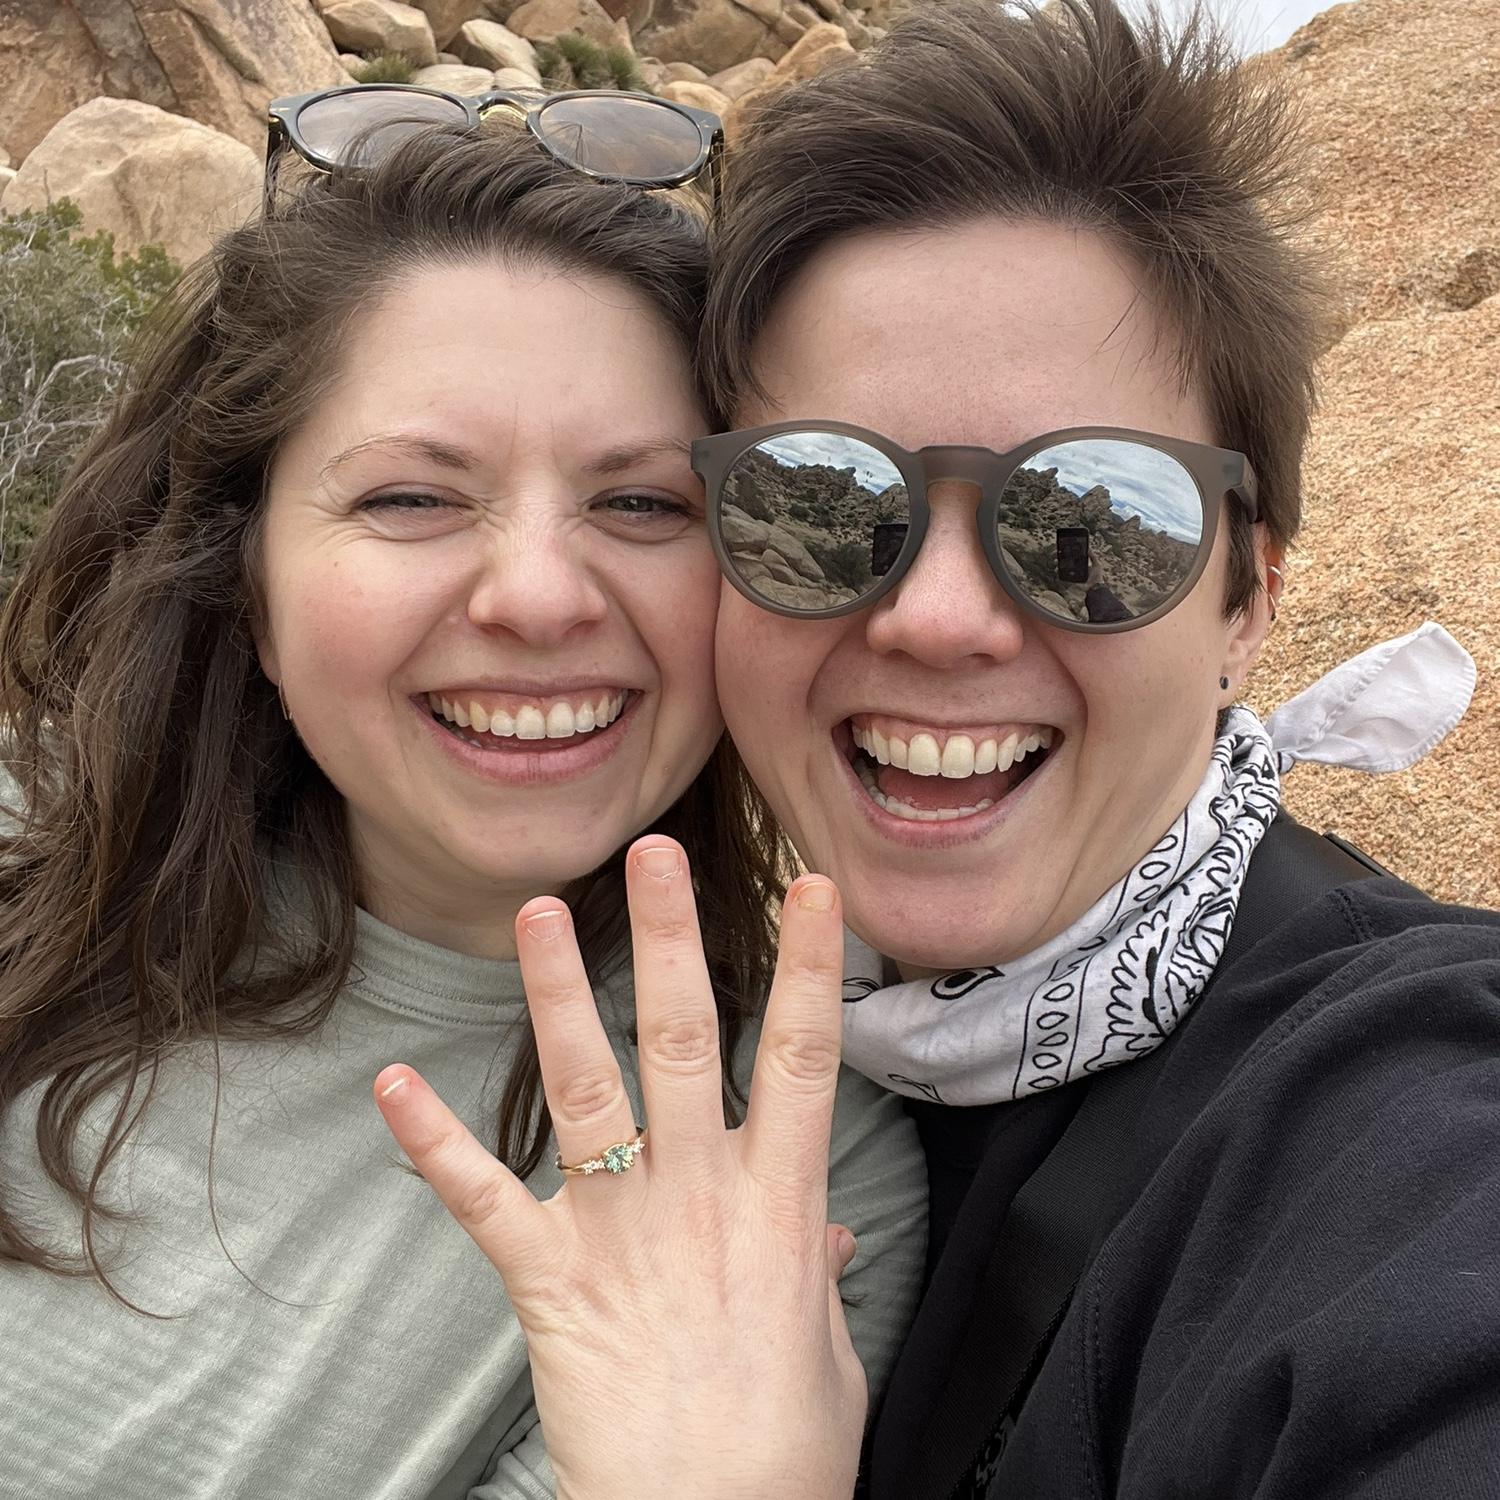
top-left (805, 535), bottom-right (875, 591)
top-left (352, 52), bottom-right (420, 84)
top-left (0, 199), bottom-right (180, 593)
top-left (535, 32), bottom-right (646, 93)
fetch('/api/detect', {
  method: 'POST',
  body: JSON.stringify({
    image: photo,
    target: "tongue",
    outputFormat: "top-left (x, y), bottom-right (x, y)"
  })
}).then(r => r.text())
top-left (876, 764), bottom-right (1018, 810)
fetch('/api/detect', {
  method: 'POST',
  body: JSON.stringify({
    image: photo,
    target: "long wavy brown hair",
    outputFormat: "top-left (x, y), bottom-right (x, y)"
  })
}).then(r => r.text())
top-left (0, 124), bottom-right (788, 1291)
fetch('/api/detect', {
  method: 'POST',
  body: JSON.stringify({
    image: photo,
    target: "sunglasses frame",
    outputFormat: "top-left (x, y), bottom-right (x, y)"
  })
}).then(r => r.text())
top-left (692, 420), bottom-right (1261, 634)
top-left (264, 83), bottom-right (724, 212)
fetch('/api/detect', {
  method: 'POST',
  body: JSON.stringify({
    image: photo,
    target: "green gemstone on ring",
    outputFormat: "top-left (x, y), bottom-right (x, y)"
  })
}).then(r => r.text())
top-left (602, 1143), bottom-right (634, 1174)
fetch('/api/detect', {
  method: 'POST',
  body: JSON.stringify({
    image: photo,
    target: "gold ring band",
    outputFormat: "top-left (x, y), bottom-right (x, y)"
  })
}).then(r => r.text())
top-left (556, 1125), bottom-right (648, 1178)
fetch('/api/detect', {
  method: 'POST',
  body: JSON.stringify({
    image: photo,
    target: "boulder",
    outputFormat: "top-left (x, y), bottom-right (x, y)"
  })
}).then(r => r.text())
top-left (636, 0), bottom-right (812, 72)
top-left (720, 505), bottom-right (773, 553)
top-left (452, 17), bottom-right (541, 76)
top-left (708, 56), bottom-right (773, 99)
top-left (491, 66), bottom-right (544, 90)
top-left (504, 0), bottom-right (619, 46)
top-left (411, 62), bottom-right (498, 91)
top-left (764, 522), bottom-right (825, 580)
top-left (319, 0), bottom-right (440, 65)
top-left (0, 97), bottom-right (259, 267)
top-left (339, 51), bottom-right (367, 74)
top-left (408, 0), bottom-right (490, 46)
top-left (769, 19), bottom-right (854, 82)
top-left (1233, 0), bottom-right (1500, 911)
top-left (658, 80), bottom-right (731, 114)
top-left (0, 166), bottom-right (15, 195)
top-left (0, 0), bottom-right (348, 159)
top-left (725, 19), bottom-right (853, 136)
top-left (660, 60), bottom-right (709, 82)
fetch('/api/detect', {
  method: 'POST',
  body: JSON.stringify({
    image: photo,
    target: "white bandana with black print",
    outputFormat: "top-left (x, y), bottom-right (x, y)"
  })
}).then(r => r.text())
top-left (840, 705), bottom-right (1283, 1106)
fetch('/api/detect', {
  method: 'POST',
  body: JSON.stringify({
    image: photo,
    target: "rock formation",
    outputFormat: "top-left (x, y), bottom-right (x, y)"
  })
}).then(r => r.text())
top-left (1245, 0), bottom-right (1500, 906)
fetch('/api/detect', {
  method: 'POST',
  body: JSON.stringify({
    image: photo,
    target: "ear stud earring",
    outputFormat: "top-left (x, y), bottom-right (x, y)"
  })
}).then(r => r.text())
top-left (1220, 676), bottom-right (1230, 691)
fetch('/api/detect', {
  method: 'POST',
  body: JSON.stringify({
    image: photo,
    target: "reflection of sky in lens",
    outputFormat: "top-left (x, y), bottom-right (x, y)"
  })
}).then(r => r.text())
top-left (1032, 440), bottom-right (1202, 542)
top-left (761, 434), bottom-right (903, 494)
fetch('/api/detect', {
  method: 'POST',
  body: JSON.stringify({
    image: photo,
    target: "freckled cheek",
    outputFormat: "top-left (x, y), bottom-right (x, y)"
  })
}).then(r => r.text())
top-left (645, 558), bottom-right (721, 726)
top-left (271, 555), bottom-right (448, 697)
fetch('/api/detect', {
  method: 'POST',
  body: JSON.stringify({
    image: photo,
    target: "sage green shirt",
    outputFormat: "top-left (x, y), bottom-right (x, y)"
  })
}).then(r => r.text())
top-left (0, 905), bottom-right (927, 1499)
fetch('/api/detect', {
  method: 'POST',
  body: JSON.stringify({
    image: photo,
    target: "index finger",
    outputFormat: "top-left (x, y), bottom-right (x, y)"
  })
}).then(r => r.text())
top-left (742, 876), bottom-right (845, 1202)
top-left (375, 1065), bottom-right (550, 1286)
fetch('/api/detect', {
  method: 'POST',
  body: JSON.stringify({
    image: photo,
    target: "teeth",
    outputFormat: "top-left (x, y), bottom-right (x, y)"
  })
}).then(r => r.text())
top-left (940, 735), bottom-right (975, 779)
top-left (907, 733), bottom-right (942, 777)
top-left (854, 758), bottom-right (993, 821)
top-left (850, 720), bottom-right (1057, 779)
top-left (429, 691), bottom-right (626, 743)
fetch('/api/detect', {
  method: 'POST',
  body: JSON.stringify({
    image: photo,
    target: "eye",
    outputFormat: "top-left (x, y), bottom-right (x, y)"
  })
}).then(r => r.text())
top-left (354, 490), bottom-right (469, 536)
top-left (595, 491), bottom-right (693, 518)
top-left (590, 489), bottom-right (700, 538)
top-left (358, 492), bottom-right (456, 513)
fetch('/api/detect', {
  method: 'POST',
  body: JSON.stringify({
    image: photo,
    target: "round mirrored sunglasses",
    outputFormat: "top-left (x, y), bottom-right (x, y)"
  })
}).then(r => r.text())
top-left (691, 422), bottom-right (1259, 633)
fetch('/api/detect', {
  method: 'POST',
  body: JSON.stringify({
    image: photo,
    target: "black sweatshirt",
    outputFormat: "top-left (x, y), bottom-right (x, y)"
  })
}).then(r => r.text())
top-left (866, 880), bottom-right (1500, 1498)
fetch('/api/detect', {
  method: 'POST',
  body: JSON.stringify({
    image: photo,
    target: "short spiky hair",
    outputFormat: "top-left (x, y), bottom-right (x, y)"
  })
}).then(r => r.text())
top-left (701, 0), bottom-right (1328, 616)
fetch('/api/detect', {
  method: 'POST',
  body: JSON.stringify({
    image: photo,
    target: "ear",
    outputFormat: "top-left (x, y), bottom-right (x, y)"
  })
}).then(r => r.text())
top-left (1217, 529), bottom-right (1284, 700)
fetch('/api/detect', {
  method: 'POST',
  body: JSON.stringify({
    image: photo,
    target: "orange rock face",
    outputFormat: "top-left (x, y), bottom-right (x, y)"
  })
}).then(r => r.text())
top-left (1246, 0), bottom-right (1500, 905)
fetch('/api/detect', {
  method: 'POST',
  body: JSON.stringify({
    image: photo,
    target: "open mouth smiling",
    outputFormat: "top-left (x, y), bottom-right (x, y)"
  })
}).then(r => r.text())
top-left (839, 713), bottom-right (1060, 824)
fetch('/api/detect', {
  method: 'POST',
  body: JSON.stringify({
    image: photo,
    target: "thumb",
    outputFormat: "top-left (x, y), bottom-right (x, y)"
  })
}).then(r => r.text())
top-left (826, 1223), bottom-right (857, 1283)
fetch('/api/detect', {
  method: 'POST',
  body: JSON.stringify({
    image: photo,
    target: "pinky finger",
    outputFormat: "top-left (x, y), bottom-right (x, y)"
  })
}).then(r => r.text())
top-left (375, 1065), bottom-right (548, 1280)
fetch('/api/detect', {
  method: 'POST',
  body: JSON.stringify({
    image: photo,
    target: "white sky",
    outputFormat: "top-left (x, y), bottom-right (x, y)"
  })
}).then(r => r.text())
top-left (1117, 0), bottom-right (1348, 53)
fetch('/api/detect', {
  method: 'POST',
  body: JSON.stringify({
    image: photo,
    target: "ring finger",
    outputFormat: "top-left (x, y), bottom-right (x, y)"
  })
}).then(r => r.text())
top-left (515, 897), bottom-right (645, 1197)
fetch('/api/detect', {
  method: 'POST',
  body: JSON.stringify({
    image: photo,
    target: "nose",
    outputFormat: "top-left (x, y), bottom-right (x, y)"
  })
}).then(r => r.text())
top-left (863, 482), bottom-right (1026, 668)
top-left (464, 510), bottom-right (610, 648)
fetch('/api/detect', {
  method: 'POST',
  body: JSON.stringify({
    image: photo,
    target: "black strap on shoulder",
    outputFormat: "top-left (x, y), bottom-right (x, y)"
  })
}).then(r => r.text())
top-left (911, 810), bottom-right (1386, 1500)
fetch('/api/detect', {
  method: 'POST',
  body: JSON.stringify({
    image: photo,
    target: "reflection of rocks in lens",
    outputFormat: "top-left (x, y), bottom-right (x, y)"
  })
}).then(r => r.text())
top-left (722, 441), bottom-right (909, 605)
top-left (997, 461), bottom-right (1199, 621)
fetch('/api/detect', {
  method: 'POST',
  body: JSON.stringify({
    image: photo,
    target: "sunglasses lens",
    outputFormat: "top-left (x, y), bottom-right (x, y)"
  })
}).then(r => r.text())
top-left (997, 439), bottom-right (1204, 626)
top-left (718, 432), bottom-right (910, 613)
top-left (533, 95), bottom-right (705, 181)
top-left (296, 89), bottom-right (466, 167)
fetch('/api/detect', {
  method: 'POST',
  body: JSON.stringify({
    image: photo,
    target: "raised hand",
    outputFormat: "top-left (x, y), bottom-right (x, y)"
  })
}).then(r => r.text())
top-left (374, 836), bottom-right (864, 1500)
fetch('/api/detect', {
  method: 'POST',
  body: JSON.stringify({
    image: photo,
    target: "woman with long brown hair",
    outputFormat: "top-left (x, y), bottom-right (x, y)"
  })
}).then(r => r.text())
top-left (0, 105), bottom-right (925, 1498)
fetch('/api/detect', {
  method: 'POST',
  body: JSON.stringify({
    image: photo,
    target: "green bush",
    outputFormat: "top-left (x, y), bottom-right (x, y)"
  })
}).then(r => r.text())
top-left (0, 199), bottom-right (180, 593)
top-left (351, 52), bottom-right (420, 84)
top-left (804, 535), bottom-right (877, 592)
top-left (534, 32), bottom-right (646, 93)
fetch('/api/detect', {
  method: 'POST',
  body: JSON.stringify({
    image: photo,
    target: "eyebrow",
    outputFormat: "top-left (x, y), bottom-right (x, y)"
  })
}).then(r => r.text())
top-left (584, 437), bottom-right (695, 476)
top-left (320, 434), bottom-right (479, 483)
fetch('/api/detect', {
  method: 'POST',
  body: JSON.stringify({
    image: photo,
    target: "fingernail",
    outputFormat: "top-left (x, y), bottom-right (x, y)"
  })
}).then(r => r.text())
top-left (837, 1229), bottom-right (857, 1269)
top-left (796, 879), bottom-right (836, 913)
top-left (379, 1074), bottom-right (409, 1100)
top-left (634, 844), bottom-right (680, 880)
top-left (523, 908), bottom-right (569, 941)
